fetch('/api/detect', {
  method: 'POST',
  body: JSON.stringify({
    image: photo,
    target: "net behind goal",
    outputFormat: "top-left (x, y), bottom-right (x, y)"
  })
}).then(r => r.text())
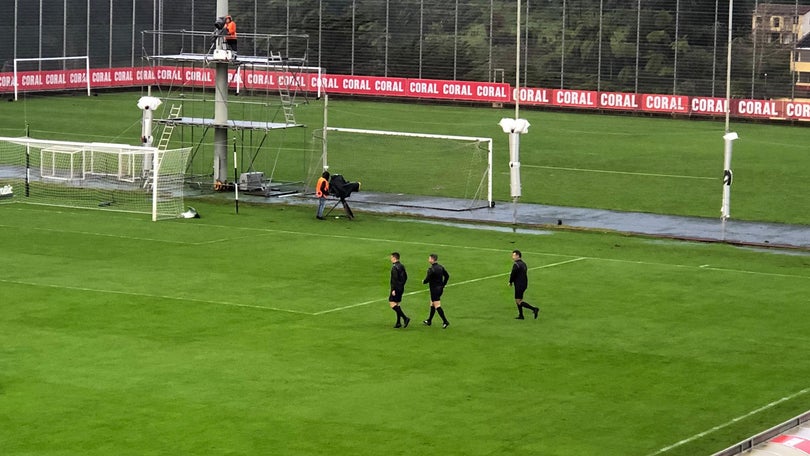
top-left (0, 137), bottom-right (190, 221)
top-left (318, 127), bottom-right (493, 209)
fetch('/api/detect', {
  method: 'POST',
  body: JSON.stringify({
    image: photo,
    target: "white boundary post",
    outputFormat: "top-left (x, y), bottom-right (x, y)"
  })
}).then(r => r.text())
top-left (151, 147), bottom-right (159, 222)
top-left (322, 94), bottom-right (329, 172)
top-left (721, 0), bottom-right (737, 221)
top-left (487, 139), bottom-right (493, 208)
top-left (13, 56), bottom-right (91, 101)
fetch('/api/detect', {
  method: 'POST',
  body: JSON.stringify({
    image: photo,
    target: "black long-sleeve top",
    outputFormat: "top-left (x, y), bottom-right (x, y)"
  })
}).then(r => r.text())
top-left (423, 263), bottom-right (449, 289)
top-left (509, 259), bottom-right (528, 288)
top-left (390, 261), bottom-right (408, 289)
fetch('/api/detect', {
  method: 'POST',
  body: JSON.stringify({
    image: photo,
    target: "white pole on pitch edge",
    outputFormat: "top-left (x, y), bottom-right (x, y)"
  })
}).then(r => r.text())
top-left (322, 94), bottom-right (329, 172)
top-left (233, 140), bottom-right (239, 214)
top-left (510, 0), bottom-right (522, 225)
top-left (721, 0), bottom-right (737, 221)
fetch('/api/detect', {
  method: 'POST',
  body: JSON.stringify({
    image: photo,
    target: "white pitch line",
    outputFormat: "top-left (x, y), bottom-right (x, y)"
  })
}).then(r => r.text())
top-left (0, 278), bottom-right (311, 315)
top-left (644, 387), bottom-right (810, 456)
top-left (596, 257), bottom-right (810, 281)
top-left (314, 257), bottom-right (587, 315)
top-left (698, 265), bottom-right (810, 280)
top-left (517, 164), bottom-right (717, 180)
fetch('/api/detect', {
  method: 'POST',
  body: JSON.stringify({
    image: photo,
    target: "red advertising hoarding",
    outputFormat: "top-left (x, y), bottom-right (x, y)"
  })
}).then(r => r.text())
top-left (2, 65), bottom-right (810, 122)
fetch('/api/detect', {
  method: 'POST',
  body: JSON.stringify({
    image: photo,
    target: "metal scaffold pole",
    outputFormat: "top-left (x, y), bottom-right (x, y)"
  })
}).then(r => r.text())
top-left (213, 0), bottom-right (230, 185)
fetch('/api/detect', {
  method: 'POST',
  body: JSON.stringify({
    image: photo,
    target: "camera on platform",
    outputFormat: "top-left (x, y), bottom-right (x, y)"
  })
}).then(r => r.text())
top-left (211, 17), bottom-right (227, 40)
top-left (329, 174), bottom-right (361, 199)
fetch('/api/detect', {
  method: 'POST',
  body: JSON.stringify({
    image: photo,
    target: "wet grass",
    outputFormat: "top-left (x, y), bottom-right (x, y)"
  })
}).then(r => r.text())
top-left (2, 200), bottom-right (809, 455)
top-left (1, 92), bottom-right (808, 224)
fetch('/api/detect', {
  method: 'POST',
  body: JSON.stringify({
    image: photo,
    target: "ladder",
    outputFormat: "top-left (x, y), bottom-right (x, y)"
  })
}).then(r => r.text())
top-left (157, 104), bottom-right (182, 150)
top-left (144, 104), bottom-right (182, 190)
top-left (277, 66), bottom-right (296, 125)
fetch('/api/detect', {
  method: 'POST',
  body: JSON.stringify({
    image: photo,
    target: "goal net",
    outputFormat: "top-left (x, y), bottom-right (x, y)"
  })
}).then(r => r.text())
top-left (0, 137), bottom-right (191, 221)
top-left (316, 127), bottom-right (493, 209)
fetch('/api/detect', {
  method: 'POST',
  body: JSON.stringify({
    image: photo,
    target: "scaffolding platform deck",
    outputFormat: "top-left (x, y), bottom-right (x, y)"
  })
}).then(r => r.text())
top-left (146, 53), bottom-right (319, 71)
top-left (154, 116), bottom-right (303, 130)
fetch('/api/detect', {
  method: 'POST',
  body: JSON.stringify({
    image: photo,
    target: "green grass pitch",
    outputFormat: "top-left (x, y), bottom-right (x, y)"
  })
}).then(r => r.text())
top-left (1, 91), bottom-right (808, 454)
top-left (1, 200), bottom-right (809, 455)
top-left (1, 91), bottom-right (808, 224)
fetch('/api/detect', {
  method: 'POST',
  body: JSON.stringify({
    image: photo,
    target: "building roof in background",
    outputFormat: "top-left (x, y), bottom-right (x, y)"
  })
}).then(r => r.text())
top-left (754, 3), bottom-right (810, 16)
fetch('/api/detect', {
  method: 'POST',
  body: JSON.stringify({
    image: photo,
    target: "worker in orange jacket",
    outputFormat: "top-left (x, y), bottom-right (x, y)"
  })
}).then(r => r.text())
top-left (315, 171), bottom-right (330, 220)
top-left (224, 15), bottom-right (237, 52)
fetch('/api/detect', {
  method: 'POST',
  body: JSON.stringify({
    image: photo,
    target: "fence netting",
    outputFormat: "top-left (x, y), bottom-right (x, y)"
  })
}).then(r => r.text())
top-left (3, 0), bottom-right (810, 99)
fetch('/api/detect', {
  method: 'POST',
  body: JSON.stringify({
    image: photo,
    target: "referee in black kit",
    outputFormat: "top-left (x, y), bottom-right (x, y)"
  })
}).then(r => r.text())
top-left (509, 250), bottom-right (539, 320)
top-left (422, 253), bottom-right (450, 329)
top-left (388, 252), bottom-right (411, 328)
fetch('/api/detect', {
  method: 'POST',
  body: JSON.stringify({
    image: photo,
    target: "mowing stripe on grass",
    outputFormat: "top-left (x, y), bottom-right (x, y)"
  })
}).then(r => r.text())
top-left (517, 164), bottom-right (717, 180)
top-left (193, 223), bottom-right (585, 258)
top-left (645, 386), bottom-right (810, 456)
top-left (0, 223), bottom-right (201, 245)
top-left (314, 257), bottom-right (588, 315)
top-left (4, 220), bottom-right (807, 319)
top-left (18, 216), bottom-right (807, 283)
top-left (0, 278), bottom-right (311, 314)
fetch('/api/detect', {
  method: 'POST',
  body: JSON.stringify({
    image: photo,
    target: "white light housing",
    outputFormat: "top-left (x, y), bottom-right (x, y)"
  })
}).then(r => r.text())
top-left (498, 118), bottom-right (530, 134)
top-left (723, 132), bottom-right (739, 141)
top-left (137, 96), bottom-right (162, 111)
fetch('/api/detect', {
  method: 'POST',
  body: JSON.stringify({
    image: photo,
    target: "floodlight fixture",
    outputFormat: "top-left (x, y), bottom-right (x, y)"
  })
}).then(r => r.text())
top-left (137, 96), bottom-right (162, 111)
top-left (498, 118), bottom-right (530, 134)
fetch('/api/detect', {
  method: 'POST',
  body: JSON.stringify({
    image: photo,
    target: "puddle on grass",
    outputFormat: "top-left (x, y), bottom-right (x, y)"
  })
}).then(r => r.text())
top-left (643, 239), bottom-right (713, 248)
top-left (644, 238), bottom-right (810, 257)
top-left (733, 245), bottom-right (810, 257)
top-left (391, 218), bottom-right (554, 235)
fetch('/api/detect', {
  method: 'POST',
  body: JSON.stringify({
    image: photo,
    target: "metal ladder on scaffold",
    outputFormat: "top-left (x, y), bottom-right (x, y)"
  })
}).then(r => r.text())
top-left (277, 66), bottom-right (296, 125)
top-left (157, 104), bottom-right (182, 150)
top-left (144, 104), bottom-right (182, 189)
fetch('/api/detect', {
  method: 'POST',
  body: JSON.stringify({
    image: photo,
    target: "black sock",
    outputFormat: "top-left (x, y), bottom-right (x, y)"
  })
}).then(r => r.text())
top-left (427, 306), bottom-right (436, 322)
top-left (392, 306), bottom-right (402, 323)
top-left (394, 305), bottom-right (407, 319)
top-left (523, 302), bottom-right (538, 312)
top-left (516, 304), bottom-right (524, 317)
top-left (436, 307), bottom-right (448, 324)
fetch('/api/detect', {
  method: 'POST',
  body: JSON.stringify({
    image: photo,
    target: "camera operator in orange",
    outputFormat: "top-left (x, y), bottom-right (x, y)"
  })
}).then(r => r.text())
top-left (224, 15), bottom-right (237, 52)
top-left (315, 171), bottom-right (330, 220)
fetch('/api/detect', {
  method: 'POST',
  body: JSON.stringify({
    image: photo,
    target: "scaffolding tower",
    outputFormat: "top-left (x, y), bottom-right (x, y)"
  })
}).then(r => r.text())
top-left (141, 29), bottom-right (323, 195)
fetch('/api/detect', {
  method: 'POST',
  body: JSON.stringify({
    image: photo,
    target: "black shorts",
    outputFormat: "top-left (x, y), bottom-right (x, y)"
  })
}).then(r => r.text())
top-left (514, 286), bottom-right (527, 300)
top-left (429, 286), bottom-right (444, 302)
top-left (389, 288), bottom-right (404, 303)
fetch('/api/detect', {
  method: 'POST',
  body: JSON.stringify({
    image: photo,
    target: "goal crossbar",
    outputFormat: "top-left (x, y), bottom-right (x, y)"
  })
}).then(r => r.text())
top-left (326, 127), bottom-right (492, 143)
top-left (13, 56), bottom-right (91, 101)
top-left (323, 127), bottom-right (493, 207)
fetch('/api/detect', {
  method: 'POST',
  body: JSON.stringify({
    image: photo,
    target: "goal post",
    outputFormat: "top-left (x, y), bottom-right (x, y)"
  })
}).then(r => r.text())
top-left (0, 136), bottom-right (190, 221)
top-left (319, 126), bottom-right (494, 209)
top-left (13, 56), bottom-right (91, 101)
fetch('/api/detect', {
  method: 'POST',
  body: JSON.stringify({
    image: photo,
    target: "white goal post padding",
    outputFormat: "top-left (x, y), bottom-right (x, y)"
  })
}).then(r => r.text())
top-left (321, 127), bottom-right (493, 209)
top-left (0, 136), bottom-right (190, 221)
top-left (13, 56), bottom-right (91, 101)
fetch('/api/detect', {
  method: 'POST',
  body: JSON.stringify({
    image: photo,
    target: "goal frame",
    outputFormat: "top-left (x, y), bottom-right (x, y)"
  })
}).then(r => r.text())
top-left (321, 127), bottom-right (494, 208)
top-left (0, 136), bottom-right (188, 221)
top-left (13, 56), bottom-right (91, 101)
